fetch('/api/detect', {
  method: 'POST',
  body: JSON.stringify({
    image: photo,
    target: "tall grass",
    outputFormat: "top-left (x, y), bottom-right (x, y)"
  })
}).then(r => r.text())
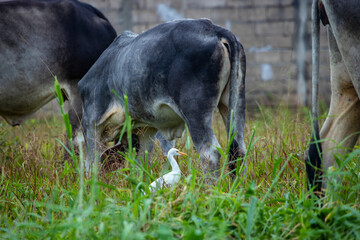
top-left (0, 90), bottom-right (359, 238)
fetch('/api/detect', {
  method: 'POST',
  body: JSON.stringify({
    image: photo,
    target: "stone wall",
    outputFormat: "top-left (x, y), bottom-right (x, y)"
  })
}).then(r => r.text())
top-left (83, 0), bottom-right (332, 106)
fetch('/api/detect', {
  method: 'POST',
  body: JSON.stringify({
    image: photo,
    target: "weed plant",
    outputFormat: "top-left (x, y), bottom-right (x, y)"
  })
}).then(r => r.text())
top-left (0, 82), bottom-right (359, 239)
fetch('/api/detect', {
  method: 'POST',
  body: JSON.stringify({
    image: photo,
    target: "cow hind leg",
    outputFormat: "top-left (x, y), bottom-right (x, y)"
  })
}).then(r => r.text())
top-left (218, 102), bottom-right (236, 171)
top-left (184, 113), bottom-right (221, 180)
top-left (320, 86), bottom-right (360, 189)
top-left (319, 30), bottom-right (360, 189)
top-left (218, 90), bottom-right (246, 177)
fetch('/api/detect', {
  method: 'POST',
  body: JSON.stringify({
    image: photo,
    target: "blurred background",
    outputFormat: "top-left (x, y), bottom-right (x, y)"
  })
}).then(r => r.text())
top-left (80, 0), bottom-right (331, 108)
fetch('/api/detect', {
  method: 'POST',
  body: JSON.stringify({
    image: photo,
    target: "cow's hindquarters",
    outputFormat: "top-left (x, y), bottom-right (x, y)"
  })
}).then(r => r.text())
top-left (318, 28), bottom-right (360, 189)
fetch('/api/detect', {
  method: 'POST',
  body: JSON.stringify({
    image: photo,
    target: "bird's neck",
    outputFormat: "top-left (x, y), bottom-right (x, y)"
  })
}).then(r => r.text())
top-left (169, 156), bottom-right (181, 173)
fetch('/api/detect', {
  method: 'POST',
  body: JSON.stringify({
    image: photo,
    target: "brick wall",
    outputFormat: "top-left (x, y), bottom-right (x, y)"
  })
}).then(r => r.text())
top-left (82, 0), bottom-right (332, 106)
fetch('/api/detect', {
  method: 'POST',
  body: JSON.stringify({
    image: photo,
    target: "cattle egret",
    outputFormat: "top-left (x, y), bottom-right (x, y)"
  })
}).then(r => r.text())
top-left (149, 148), bottom-right (187, 192)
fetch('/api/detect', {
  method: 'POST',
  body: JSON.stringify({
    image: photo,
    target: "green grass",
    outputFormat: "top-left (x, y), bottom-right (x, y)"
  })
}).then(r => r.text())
top-left (1, 103), bottom-right (359, 239)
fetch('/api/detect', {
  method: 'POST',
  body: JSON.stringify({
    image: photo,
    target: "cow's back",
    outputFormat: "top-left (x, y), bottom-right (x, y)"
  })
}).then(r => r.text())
top-left (80, 19), bottom-right (233, 122)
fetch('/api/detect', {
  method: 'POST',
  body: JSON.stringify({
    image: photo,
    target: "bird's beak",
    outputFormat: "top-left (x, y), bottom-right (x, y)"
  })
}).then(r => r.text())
top-left (178, 151), bottom-right (187, 156)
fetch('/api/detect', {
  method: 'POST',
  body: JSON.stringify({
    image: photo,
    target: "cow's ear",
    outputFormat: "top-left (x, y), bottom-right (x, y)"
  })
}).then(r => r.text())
top-left (318, 1), bottom-right (330, 26)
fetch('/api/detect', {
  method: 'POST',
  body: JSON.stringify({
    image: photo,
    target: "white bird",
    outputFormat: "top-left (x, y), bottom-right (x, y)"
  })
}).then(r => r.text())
top-left (149, 148), bottom-right (187, 192)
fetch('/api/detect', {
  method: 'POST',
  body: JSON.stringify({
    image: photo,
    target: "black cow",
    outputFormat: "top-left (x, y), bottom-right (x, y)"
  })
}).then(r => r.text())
top-left (0, 0), bottom-right (116, 139)
top-left (307, 0), bottom-right (360, 191)
top-left (79, 19), bottom-right (247, 176)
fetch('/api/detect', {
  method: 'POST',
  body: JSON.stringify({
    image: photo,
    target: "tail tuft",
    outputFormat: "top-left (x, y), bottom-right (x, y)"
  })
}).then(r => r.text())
top-left (306, 134), bottom-right (323, 193)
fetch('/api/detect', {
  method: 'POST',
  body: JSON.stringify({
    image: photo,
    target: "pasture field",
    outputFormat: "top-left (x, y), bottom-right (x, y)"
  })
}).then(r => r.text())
top-left (1, 103), bottom-right (360, 239)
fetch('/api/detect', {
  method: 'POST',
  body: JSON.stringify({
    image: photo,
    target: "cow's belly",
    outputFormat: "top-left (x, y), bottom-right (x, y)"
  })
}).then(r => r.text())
top-left (100, 100), bottom-right (186, 142)
top-left (0, 78), bottom-right (55, 125)
top-left (158, 124), bottom-right (185, 141)
top-left (0, 45), bottom-right (62, 123)
top-left (150, 102), bottom-right (186, 141)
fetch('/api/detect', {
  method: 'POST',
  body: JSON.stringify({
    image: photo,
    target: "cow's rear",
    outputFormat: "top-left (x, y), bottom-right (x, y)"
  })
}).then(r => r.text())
top-left (79, 19), bottom-right (246, 178)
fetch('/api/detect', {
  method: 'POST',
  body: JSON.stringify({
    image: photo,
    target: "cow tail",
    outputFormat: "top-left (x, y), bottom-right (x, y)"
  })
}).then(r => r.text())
top-left (306, 0), bottom-right (323, 193)
top-left (223, 33), bottom-right (247, 176)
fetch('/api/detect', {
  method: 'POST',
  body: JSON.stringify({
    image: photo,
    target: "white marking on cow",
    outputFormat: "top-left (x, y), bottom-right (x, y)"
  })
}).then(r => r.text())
top-left (216, 38), bottom-right (232, 123)
top-left (97, 102), bottom-right (126, 142)
top-left (218, 38), bottom-right (231, 100)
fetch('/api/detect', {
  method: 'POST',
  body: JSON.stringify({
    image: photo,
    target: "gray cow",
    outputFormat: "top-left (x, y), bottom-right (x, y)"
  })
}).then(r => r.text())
top-left (0, 0), bottom-right (116, 137)
top-left (307, 0), bottom-right (360, 191)
top-left (79, 19), bottom-right (247, 176)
